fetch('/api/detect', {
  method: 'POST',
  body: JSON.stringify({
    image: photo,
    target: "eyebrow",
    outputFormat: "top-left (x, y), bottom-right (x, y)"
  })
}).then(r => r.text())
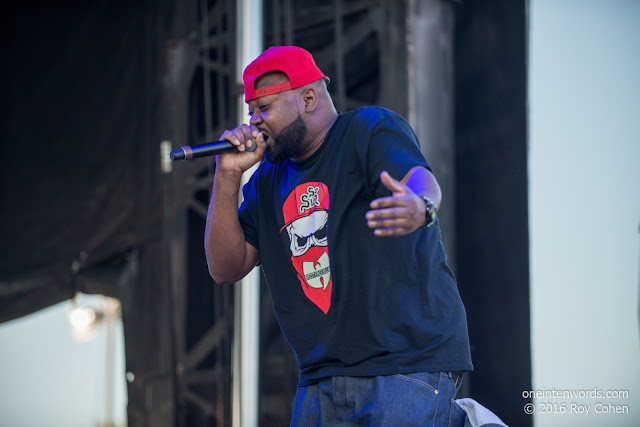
top-left (247, 97), bottom-right (275, 115)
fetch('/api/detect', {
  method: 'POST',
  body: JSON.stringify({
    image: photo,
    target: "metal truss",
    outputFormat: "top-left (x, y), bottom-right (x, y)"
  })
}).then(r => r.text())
top-left (164, 0), bottom-right (238, 426)
top-left (265, 0), bottom-right (408, 115)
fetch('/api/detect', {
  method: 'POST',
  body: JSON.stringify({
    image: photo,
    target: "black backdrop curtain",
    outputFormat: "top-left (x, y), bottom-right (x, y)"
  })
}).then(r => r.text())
top-left (0, 0), bottom-right (159, 322)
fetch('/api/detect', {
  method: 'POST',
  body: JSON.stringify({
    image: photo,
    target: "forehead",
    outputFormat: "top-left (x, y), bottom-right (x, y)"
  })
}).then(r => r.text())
top-left (247, 92), bottom-right (280, 109)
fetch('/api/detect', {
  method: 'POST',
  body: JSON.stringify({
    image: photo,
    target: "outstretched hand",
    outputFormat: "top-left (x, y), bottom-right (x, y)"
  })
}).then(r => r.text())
top-left (365, 171), bottom-right (426, 237)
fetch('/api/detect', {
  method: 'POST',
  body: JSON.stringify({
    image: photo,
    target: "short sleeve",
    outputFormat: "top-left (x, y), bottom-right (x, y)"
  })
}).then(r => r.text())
top-left (357, 109), bottom-right (430, 198)
top-left (238, 176), bottom-right (259, 250)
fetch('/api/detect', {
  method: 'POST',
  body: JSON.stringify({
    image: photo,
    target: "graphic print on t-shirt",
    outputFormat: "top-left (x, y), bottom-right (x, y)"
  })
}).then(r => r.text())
top-left (280, 182), bottom-right (332, 314)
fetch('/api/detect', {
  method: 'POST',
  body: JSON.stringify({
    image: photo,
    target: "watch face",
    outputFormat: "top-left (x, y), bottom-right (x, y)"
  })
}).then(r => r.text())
top-left (422, 196), bottom-right (436, 227)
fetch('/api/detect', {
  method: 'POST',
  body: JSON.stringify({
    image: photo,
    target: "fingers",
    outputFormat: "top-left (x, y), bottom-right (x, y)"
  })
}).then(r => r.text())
top-left (366, 207), bottom-right (414, 236)
top-left (366, 220), bottom-right (414, 237)
top-left (380, 171), bottom-right (408, 195)
top-left (254, 131), bottom-right (267, 148)
top-left (215, 124), bottom-right (266, 174)
top-left (367, 172), bottom-right (423, 237)
top-left (370, 226), bottom-right (413, 237)
top-left (366, 205), bottom-right (410, 225)
top-left (220, 124), bottom-right (260, 151)
top-left (370, 174), bottom-right (413, 209)
top-left (369, 194), bottom-right (410, 210)
top-left (370, 171), bottom-right (410, 211)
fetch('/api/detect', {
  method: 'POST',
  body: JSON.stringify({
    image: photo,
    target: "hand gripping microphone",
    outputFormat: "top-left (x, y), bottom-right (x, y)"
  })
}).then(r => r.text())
top-left (169, 140), bottom-right (257, 161)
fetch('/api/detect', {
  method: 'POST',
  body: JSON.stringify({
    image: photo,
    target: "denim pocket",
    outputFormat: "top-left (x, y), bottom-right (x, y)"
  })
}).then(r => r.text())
top-left (392, 371), bottom-right (441, 393)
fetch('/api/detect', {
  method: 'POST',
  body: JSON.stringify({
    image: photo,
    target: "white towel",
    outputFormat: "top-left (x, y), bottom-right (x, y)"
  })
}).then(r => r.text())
top-left (455, 398), bottom-right (509, 427)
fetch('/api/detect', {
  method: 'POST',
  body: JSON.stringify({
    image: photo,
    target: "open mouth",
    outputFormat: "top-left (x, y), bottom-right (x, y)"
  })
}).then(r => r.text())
top-left (257, 128), bottom-right (270, 143)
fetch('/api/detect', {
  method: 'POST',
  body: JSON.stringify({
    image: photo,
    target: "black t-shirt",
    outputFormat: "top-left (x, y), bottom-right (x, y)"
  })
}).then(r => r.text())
top-left (238, 107), bottom-right (473, 385)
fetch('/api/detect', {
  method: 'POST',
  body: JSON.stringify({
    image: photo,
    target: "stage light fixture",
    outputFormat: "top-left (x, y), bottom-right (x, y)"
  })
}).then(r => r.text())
top-left (67, 293), bottom-right (101, 342)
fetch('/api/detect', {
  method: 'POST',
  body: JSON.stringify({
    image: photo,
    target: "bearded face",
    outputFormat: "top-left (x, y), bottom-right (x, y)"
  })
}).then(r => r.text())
top-left (265, 113), bottom-right (307, 163)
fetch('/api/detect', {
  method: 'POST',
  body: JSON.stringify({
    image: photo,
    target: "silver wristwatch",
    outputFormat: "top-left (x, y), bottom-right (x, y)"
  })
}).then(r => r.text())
top-left (421, 196), bottom-right (437, 228)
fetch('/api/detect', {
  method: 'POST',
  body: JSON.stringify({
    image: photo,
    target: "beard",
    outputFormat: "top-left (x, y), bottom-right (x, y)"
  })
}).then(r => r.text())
top-left (264, 113), bottom-right (307, 163)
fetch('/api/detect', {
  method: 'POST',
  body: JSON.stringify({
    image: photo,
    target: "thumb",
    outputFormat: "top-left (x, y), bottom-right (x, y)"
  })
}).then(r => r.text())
top-left (380, 171), bottom-right (407, 195)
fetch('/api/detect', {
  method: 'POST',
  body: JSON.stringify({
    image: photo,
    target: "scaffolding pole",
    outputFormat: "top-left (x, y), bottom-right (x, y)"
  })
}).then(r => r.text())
top-left (233, 1), bottom-right (263, 426)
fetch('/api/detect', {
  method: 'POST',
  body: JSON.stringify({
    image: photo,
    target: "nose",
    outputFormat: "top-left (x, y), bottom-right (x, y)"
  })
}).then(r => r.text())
top-left (249, 111), bottom-right (262, 126)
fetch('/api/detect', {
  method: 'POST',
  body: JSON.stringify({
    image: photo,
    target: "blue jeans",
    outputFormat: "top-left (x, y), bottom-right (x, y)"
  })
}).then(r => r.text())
top-left (291, 372), bottom-right (466, 426)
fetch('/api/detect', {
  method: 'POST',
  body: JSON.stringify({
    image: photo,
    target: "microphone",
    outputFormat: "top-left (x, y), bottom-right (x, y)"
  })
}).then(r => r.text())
top-left (170, 140), bottom-right (257, 161)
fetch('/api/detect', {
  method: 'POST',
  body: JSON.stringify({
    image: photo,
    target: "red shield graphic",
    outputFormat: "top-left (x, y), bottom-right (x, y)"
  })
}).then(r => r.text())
top-left (290, 245), bottom-right (332, 314)
top-left (281, 182), bottom-right (332, 314)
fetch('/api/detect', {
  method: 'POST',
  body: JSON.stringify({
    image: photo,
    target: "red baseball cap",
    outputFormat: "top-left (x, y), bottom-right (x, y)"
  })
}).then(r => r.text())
top-left (279, 182), bottom-right (330, 233)
top-left (243, 46), bottom-right (329, 102)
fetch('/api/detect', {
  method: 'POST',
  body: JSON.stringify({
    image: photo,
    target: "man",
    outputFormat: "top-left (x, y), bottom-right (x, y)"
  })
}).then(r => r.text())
top-left (205, 46), bottom-right (472, 425)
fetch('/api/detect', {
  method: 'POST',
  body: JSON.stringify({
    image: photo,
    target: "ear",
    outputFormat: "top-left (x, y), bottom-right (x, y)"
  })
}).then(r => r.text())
top-left (300, 87), bottom-right (318, 112)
